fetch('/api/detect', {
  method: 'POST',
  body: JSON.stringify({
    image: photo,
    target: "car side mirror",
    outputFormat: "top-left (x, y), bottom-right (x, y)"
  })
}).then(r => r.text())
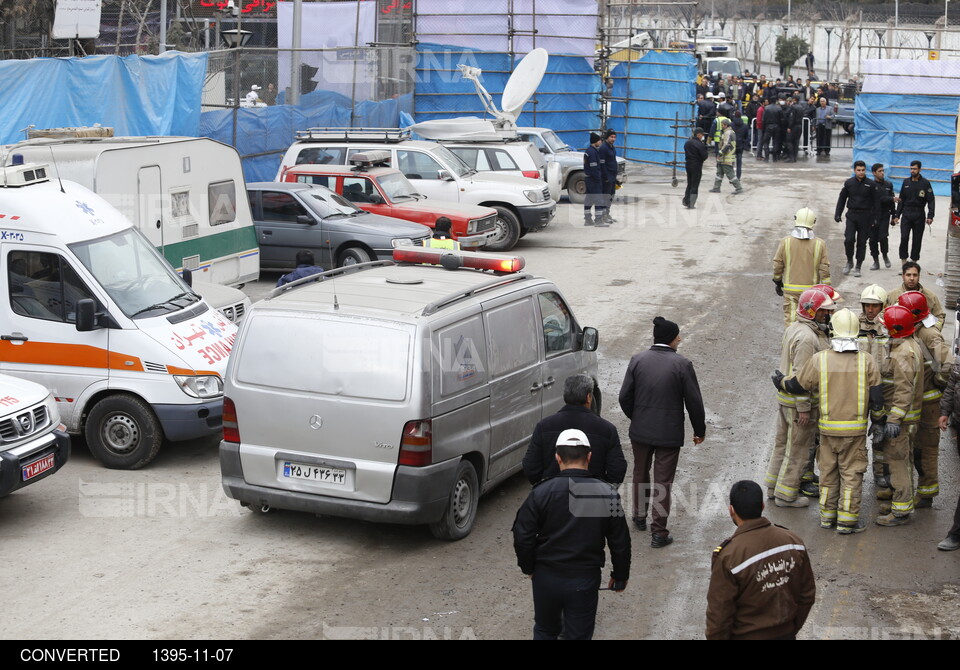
top-left (437, 170), bottom-right (454, 181)
top-left (581, 327), bottom-right (599, 352)
top-left (368, 194), bottom-right (383, 205)
top-left (297, 214), bottom-right (317, 225)
top-left (181, 268), bottom-right (193, 287)
top-left (539, 147), bottom-right (549, 154)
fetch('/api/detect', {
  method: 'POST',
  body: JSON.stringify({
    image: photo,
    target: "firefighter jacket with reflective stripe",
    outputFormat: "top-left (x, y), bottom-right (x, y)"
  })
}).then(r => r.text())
top-left (914, 324), bottom-right (953, 404)
top-left (857, 315), bottom-right (891, 379)
top-left (778, 319), bottom-right (829, 412)
top-left (885, 283), bottom-right (945, 331)
top-left (717, 127), bottom-right (736, 166)
top-left (792, 349), bottom-right (881, 436)
top-left (772, 235), bottom-right (830, 296)
top-left (883, 336), bottom-right (924, 425)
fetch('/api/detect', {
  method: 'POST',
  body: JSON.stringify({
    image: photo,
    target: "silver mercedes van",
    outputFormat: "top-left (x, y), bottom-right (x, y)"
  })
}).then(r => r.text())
top-left (219, 246), bottom-right (599, 539)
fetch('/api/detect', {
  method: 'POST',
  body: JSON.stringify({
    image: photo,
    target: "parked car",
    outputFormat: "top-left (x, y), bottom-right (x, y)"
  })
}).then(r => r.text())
top-left (516, 127), bottom-right (628, 204)
top-left (0, 374), bottom-right (70, 497)
top-left (279, 152), bottom-right (498, 249)
top-left (276, 128), bottom-right (556, 251)
top-left (438, 138), bottom-right (562, 202)
top-left (220, 245), bottom-right (600, 540)
top-left (247, 182), bottom-right (432, 269)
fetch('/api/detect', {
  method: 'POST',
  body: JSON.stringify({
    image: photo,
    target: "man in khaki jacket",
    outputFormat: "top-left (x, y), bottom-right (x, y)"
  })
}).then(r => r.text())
top-left (857, 285), bottom-right (892, 490)
top-left (765, 288), bottom-right (834, 507)
top-left (773, 208), bottom-right (831, 326)
top-left (775, 309), bottom-right (883, 533)
top-left (886, 261), bottom-right (945, 330)
top-left (706, 480), bottom-right (815, 640)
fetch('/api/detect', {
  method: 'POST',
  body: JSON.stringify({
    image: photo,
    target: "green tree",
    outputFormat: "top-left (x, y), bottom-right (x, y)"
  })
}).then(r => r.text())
top-left (775, 34), bottom-right (810, 77)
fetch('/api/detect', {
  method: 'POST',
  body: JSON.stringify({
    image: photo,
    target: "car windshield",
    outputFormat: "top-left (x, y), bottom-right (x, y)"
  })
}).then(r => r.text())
top-left (708, 60), bottom-right (741, 77)
top-left (377, 172), bottom-right (419, 201)
top-left (69, 228), bottom-right (197, 319)
top-left (304, 187), bottom-right (364, 218)
top-left (429, 144), bottom-right (472, 177)
top-left (541, 130), bottom-right (569, 152)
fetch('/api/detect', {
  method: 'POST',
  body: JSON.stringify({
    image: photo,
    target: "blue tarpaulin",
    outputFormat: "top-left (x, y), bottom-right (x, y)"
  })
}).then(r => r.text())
top-left (413, 43), bottom-right (601, 150)
top-left (609, 51), bottom-right (696, 170)
top-left (854, 93), bottom-right (958, 197)
top-left (0, 52), bottom-right (207, 145)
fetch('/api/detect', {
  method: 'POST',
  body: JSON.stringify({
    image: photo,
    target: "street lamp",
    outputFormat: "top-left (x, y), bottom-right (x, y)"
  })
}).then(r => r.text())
top-left (875, 29), bottom-right (884, 59)
top-left (220, 29), bottom-right (253, 48)
top-left (825, 27), bottom-right (833, 82)
top-left (220, 28), bottom-right (253, 147)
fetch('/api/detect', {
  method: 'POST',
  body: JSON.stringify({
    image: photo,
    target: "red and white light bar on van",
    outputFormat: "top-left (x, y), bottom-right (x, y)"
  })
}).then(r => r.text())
top-left (392, 246), bottom-right (525, 273)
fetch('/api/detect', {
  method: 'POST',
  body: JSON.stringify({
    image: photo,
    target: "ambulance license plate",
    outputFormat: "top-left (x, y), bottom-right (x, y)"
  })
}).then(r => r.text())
top-left (22, 453), bottom-right (55, 481)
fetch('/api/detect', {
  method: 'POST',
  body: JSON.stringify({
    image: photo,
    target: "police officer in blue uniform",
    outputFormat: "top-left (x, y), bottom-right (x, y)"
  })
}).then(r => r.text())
top-left (598, 130), bottom-right (618, 224)
top-left (583, 133), bottom-right (609, 227)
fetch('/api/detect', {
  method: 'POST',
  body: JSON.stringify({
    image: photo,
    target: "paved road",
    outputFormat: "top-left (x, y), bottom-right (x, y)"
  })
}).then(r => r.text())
top-left (2, 151), bottom-right (958, 640)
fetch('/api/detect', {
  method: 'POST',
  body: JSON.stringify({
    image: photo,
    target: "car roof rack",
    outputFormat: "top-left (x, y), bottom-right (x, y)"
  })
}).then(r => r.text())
top-left (267, 260), bottom-right (396, 299)
top-left (294, 127), bottom-right (411, 143)
top-left (422, 274), bottom-right (533, 316)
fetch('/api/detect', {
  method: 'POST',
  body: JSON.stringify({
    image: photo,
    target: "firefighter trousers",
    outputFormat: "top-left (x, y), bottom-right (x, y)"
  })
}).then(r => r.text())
top-left (818, 434), bottom-right (868, 528)
top-left (781, 292), bottom-right (801, 327)
top-left (766, 405), bottom-right (818, 501)
top-left (915, 402), bottom-right (941, 499)
top-left (884, 423), bottom-right (917, 517)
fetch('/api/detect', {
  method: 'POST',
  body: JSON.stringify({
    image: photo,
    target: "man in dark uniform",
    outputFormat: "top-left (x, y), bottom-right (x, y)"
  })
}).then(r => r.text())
top-left (705, 480), bottom-right (816, 640)
top-left (522, 374), bottom-right (627, 485)
top-left (893, 160), bottom-right (936, 263)
top-left (787, 95), bottom-right (805, 161)
top-left (781, 97), bottom-right (799, 162)
top-left (512, 429), bottom-right (631, 640)
top-left (598, 130), bottom-right (618, 224)
top-left (682, 128), bottom-right (709, 209)
top-left (835, 160), bottom-right (877, 277)
top-left (276, 249), bottom-right (325, 287)
top-left (760, 97), bottom-right (783, 161)
top-left (870, 163), bottom-right (897, 270)
top-left (582, 132), bottom-right (608, 227)
top-left (697, 92), bottom-right (717, 134)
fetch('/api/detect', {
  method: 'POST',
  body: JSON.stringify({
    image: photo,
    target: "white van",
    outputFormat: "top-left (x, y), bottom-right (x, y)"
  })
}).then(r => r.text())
top-left (220, 246), bottom-right (600, 540)
top-left (0, 374), bottom-right (70, 497)
top-left (5, 136), bottom-right (257, 322)
top-left (0, 160), bottom-right (237, 469)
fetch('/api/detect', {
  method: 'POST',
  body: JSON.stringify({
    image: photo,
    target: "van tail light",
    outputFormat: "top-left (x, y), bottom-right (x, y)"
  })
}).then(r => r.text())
top-left (223, 397), bottom-right (240, 443)
top-left (399, 419), bottom-right (432, 466)
top-left (522, 170), bottom-right (541, 179)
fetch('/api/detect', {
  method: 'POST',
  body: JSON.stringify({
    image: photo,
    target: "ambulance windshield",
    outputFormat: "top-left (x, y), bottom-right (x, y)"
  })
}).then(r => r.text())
top-left (70, 228), bottom-right (198, 318)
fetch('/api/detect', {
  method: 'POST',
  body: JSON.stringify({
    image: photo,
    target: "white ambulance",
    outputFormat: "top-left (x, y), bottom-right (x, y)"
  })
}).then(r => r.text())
top-left (0, 158), bottom-right (237, 469)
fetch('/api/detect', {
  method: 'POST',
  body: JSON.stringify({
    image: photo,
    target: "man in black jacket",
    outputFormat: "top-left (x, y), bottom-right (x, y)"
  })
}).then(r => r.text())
top-left (894, 160), bottom-right (936, 263)
top-left (835, 160), bottom-right (877, 277)
top-left (619, 316), bottom-right (706, 548)
top-left (682, 128), bottom-right (709, 209)
top-left (512, 429), bottom-right (630, 640)
top-left (870, 163), bottom-right (897, 270)
top-left (522, 374), bottom-right (627, 485)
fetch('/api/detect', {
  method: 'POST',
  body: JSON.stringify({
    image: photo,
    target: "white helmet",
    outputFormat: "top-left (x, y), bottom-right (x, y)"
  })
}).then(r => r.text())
top-left (794, 207), bottom-right (816, 229)
top-left (831, 308), bottom-right (860, 338)
top-left (860, 284), bottom-right (887, 305)
top-left (706, 92), bottom-right (714, 99)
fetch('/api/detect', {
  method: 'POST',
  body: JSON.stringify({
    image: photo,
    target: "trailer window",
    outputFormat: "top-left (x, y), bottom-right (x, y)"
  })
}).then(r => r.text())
top-left (209, 180), bottom-right (236, 226)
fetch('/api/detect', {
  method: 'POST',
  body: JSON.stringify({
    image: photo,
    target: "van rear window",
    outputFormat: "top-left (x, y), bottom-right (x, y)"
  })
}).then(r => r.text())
top-left (236, 314), bottom-right (411, 401)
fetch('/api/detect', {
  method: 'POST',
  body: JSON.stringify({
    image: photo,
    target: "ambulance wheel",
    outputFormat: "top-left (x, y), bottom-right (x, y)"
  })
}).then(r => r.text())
top-left (567, 173), bottom-right (587, 204)
top-left (429, 460), bottom-right (479, 541)
top-left (338, 246), bottom-right (372, 267)
top-left (85, 394), bottom-right (163, 470)
top-left (486, 207), bottom-right (520, 252)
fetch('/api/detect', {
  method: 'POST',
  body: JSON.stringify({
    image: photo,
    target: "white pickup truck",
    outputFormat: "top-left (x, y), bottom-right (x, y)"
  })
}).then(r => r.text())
top-left (0, 374), bottom-right (70, 497)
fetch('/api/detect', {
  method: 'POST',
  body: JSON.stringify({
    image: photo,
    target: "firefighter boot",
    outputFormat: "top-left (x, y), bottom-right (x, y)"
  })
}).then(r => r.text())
top-left (876, 512), bottom-right (911, 527)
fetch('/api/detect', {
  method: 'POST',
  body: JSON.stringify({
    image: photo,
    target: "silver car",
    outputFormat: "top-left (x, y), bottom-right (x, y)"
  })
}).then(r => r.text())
top-left (247, 182), bottom-right (431, 269)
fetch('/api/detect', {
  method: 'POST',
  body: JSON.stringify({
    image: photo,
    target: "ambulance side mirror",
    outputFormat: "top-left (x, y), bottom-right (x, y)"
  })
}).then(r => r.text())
top-left (75, 299), bottom-right (98, 332)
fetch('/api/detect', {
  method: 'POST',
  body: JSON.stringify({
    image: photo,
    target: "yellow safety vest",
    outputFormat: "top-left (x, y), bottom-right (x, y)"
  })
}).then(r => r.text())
top-left (425, 237), bottom-right (459, 250)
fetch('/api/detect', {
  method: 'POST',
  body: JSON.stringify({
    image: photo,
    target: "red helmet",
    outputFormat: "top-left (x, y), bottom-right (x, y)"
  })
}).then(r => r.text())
top-left (897, 291), bottom-right (929, 323)
top-left (812, 284), bottom-right (841, 302)
top-left (796, 288), bottom-right (836, 321)
top-left (883, 304), bottom-right (916, 338)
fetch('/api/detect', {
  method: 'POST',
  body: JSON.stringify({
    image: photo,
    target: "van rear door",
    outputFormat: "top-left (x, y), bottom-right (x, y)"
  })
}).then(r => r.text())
top-left (229, 312), bottom-right (415, 504)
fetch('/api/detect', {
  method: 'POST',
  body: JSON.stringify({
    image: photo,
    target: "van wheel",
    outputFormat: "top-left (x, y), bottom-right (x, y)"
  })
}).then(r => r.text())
top-left (429, 460), bottom-right (479, 541)
top-left (486, 207), bottom-right (521, 252)
top-left (567, 173), bottom-right (587, 204)
top-left (84, 394), bottom-right (163, 470)
top-left (338, 246), bottom-right (372, 267)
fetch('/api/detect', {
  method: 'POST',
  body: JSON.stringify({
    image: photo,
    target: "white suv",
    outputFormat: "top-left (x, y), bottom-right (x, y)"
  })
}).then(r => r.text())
top-left (438, 139), bottom-right (562, 202)
top-left (277, 129), bottom-right (556, 251)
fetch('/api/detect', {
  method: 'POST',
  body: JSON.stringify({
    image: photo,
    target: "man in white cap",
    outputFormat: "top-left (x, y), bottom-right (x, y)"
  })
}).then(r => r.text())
top-left (245, 84), bottom-right (263, 106)
top-left (513, 428), bottom-right (631, 640)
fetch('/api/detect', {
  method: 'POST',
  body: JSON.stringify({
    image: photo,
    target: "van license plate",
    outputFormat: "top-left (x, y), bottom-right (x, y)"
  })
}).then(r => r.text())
top-left (22, 453), bottom-right (55, 481)
top-left (283, 461), bottom-right (346, 485)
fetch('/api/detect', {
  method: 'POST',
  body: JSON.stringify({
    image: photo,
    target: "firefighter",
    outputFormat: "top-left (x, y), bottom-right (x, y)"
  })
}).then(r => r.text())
top-left (897, 290), bottom-right (953, 507)
top-left (857, 285), bottom-right (891, 493)
top-left (885, 261), bottom-right (945, 330)
top-left (772, 208), bottom-right (832, 327)
top-left (774, 308), bottom-right (883, 534)
top-left (765, 288), bottom-right (834, 508)
top-left (874, 305), bottom-right (924, 526)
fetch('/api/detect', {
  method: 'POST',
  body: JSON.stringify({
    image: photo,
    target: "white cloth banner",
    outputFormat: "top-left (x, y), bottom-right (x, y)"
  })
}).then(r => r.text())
top-left (861, 59), bottom-right (960, 95)
top-left (415, 0), bottom-right (598, 57)
top-left (52, 0), bottom-right (102, 39)
top-left (277, 1), bottom-right (377, 101)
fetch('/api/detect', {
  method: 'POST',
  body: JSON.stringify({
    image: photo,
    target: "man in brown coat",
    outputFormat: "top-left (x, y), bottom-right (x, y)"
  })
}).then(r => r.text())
top-left (706, 480), bottom-right (816, 640)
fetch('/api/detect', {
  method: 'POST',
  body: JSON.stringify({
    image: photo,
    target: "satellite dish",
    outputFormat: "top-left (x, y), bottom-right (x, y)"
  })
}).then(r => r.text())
top-left (501, 48), bottom-right (549, 123)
